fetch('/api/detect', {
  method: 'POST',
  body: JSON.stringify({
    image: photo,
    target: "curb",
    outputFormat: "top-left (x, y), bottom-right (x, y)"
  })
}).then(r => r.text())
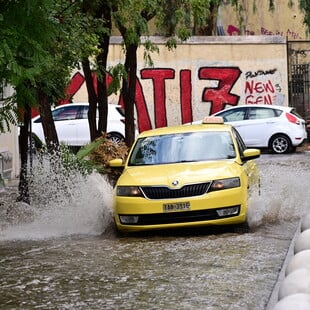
top-left (266, 212), bottom-right (310, 309)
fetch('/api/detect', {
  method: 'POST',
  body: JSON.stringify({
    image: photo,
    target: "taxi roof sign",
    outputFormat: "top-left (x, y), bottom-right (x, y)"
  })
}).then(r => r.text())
top-left (202, 116), bottom-right (224, 124)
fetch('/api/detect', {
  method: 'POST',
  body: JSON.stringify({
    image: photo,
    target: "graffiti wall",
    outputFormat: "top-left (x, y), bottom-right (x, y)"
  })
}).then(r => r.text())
top-left (71, 36), bottom-right (288, 133)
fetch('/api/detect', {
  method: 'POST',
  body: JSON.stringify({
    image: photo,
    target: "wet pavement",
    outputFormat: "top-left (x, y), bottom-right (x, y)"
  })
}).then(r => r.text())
top-left (0, 151), bottom-right (309, 309)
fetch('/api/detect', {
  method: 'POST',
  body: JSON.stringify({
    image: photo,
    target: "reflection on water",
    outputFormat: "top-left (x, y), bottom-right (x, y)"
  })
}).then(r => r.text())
top-left (0, 152), bottom-right (309, 309)
top-left (0, 226), bottom-right (297, 310)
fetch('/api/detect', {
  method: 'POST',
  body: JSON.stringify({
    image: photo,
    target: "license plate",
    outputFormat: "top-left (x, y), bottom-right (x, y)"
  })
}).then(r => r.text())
top-left (163, 202), bottom-right (190, 212)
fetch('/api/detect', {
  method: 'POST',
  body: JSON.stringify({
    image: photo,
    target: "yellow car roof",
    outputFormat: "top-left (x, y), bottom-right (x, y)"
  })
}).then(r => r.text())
top-left (138, 123), bottom-right (233, 138)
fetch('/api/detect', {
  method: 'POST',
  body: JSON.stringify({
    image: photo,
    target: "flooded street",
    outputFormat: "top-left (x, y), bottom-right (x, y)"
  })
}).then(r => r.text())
top-left (0, 152), bottom-right (309, 309)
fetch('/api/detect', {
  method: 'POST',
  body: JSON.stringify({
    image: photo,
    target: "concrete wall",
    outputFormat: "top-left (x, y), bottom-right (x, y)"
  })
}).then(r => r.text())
top-left (0, 124), bottom-right (19, 181)
top-left (112, 1), bottom-right (309, 41)
top-left (73, 35), bottom-right (288, 133)
top-left (0, 85), bottom-right (19, 181)
top-left (218, 0), bottom-right (309, 40)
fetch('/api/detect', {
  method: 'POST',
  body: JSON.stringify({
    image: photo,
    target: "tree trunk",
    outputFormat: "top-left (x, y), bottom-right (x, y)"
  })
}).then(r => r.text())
top-left (82, 58), bottom-right (98, 141)
top-left (17, 104), bottom-right (31, 203)
top-left (196, 3), bottom-right (219, 35)
top-left (116, 8), bottom-right (154, 148)
top-left (97, 5), bottom-right (111, 136)
top-left (37, 89), bottom-right (59, 150)
top-left (123, 43), bottom-right (138, 147)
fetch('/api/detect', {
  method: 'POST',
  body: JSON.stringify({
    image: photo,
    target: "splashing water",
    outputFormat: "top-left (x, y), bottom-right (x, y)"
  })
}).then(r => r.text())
top-left (0, 151), bottom-right (114, 241)
top-left (247, 154), bottom-right (310, 229)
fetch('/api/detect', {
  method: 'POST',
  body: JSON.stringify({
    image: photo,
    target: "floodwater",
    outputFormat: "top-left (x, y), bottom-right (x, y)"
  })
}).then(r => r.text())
top-left (0, 152), bottom-right (309, 309)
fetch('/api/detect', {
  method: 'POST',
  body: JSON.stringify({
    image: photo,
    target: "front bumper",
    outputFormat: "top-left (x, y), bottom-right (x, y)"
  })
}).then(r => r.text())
top-left (113, 187), bottom-right (248, 232)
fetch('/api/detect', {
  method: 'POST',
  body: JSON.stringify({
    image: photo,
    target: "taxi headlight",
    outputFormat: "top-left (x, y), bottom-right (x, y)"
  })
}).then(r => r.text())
top-left (116, 186), bottom-right (143, 197)
top-left (210, 177), bottom-right (240, 191)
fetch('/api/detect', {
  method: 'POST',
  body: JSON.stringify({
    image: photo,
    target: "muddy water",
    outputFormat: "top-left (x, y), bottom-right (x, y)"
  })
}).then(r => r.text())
top-left (0, 152), bottom-right (309, 309)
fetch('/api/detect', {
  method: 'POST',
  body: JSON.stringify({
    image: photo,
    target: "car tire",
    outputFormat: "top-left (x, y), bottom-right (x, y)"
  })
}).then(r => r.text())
top-left (269, 134), bottom-right (292, 154)
top-left (234, 222), bottom-right (250, 234)
top-left (107, 132), bottom-right (124, 144)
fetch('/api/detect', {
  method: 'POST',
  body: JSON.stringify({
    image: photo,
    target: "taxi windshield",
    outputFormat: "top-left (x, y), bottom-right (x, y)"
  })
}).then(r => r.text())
top-left (128, 131), bottom-right (236, 166)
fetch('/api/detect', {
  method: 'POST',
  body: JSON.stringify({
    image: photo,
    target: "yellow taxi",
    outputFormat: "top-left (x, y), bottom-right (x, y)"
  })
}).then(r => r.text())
top-left (109, 117), bottom-right (260, 233)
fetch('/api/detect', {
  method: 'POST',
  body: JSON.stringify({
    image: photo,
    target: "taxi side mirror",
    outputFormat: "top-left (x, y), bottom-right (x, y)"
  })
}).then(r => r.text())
top-left (109, 158), bottom-right (124, 167)
top-left (242, 149), bottom-right (260, 161)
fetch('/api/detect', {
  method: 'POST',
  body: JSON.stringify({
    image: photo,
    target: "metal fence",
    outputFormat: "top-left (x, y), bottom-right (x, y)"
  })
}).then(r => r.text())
top-left (288, 41), bottom-right (310, 120)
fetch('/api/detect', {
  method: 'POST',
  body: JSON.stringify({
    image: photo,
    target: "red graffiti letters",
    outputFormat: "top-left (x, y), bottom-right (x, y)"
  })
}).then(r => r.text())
top-left (140, 68), bottom-right (174, 128)
top-left (180, 70), bottom-right (193, 124)
top-left (245, 79), bottom-right (276, 104)
top-left (63, 66), bottom-right (282, 131)
top-left (129, 78), bottom-right (152, 133)
top-left (63, 67), bottom-right (242, 131)
top-left (199, 67), bottom-right (241, 114)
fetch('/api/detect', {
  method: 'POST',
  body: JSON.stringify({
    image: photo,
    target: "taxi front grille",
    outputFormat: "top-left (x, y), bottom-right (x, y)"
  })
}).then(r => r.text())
top-left (141, 182), bottom-right (211, 199)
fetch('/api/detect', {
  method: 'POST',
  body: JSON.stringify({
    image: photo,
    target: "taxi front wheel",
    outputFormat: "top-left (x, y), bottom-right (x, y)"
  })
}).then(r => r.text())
top-left (233, 222), bottom-right (250, 234)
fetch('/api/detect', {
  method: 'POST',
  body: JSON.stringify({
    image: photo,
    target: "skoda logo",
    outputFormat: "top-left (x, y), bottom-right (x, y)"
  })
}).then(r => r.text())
top-left (172, 180), bottom-right (179, 186)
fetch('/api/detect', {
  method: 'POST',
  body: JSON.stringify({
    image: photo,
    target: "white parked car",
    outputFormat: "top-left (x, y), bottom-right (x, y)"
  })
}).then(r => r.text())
top-left (31, 103), bottom-right (127, 148)
top-left (209, 104), bottom-right (307, 154)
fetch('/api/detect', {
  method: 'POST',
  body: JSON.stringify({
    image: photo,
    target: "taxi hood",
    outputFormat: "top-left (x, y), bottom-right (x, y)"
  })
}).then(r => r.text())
top-left (117, 160), bottom-right (242, 188)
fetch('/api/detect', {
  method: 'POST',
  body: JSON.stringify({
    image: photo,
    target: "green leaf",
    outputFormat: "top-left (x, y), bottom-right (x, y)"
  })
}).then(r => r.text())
top-left (76, 137), bottom-right (105, 160)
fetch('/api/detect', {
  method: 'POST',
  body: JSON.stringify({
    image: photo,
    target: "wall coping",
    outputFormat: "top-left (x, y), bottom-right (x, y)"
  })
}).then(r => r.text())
top-left (110, 35), bottom-right (286, 45)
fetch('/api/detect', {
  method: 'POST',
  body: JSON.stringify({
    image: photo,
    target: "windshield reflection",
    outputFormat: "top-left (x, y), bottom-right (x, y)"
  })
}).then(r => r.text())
top-left (128, 131), bottom-right (236, 166)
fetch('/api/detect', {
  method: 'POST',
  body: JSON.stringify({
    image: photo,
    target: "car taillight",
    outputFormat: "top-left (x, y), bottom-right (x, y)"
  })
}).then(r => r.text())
top-left (285, 112), bottom-right (300, 125)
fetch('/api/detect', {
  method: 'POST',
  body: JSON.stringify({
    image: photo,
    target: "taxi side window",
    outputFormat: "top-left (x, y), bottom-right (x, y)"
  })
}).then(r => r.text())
top-left (232, 127), bottom-right (247, 156)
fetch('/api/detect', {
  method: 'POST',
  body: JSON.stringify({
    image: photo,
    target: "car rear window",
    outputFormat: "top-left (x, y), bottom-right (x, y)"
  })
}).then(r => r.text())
top-left (248, 107), bottom-right (280, 119)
